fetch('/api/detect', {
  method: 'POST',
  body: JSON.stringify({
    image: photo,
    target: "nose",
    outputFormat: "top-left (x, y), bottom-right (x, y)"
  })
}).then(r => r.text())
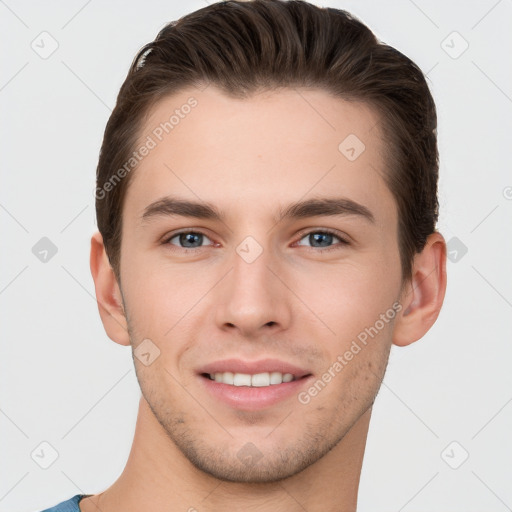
top-left (214, 244), bottom-right (292, 338)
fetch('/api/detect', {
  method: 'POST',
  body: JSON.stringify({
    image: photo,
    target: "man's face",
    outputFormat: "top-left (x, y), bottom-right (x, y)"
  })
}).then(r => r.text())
top-left (118, 86), bottom-right (404, 482)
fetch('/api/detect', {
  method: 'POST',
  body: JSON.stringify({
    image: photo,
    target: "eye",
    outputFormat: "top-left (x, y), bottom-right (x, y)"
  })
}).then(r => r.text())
top-left (294, 229), bottom-right (349, 251)
top-left (162, 229), bottom-right (349, 253)
top-left (164, 231), bottom-right (214, 250)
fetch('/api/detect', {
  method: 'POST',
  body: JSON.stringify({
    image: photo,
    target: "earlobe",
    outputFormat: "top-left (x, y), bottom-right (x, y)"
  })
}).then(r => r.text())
top-left (90, 231), bottom-right (130, 346)
top-left (392, 231), bottom-right (447, 347)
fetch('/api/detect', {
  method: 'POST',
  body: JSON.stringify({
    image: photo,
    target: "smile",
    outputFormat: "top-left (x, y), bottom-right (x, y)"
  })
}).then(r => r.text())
top-left (204, 371), bottom-right (297, 387)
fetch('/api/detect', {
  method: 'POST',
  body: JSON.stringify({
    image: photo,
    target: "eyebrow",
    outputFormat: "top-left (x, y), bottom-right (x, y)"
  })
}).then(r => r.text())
top-left (141, 195), bottom-right (375, 224)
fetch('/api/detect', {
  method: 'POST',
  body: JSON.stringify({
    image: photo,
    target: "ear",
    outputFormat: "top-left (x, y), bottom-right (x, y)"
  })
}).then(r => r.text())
top-left (392, 231), bottom-right (447, 347)
top-left (90, 231), bottom-right (130, 346)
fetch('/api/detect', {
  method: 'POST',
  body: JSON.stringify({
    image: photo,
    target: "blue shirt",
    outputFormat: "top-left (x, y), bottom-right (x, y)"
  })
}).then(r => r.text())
top-left (39, 494), bottom-right (90, 512)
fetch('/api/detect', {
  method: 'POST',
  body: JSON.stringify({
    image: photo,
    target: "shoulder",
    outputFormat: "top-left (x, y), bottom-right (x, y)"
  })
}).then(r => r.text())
top-left (37, 494), bottom-right (87, 512)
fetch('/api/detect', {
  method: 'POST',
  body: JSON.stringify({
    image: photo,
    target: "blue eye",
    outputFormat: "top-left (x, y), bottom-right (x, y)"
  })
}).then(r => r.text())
top-left (166, 231), bottom-right (213, 249)
top-left (295, 230), bottom-right (348, 250)
top-left (163, 229), bottom-right (348, 253)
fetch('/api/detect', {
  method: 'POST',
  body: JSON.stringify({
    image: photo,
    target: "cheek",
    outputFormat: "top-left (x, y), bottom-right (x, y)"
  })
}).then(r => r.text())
top-left (120, 248), bottom-right (218, 348)
top-left (296, 259), bottom-right (401, 337)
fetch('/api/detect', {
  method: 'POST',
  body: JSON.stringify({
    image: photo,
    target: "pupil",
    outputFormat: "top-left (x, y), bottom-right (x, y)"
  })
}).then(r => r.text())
top-left (181, 233), bottom-right (202, 248)
top-left (311, 233), bottom-right (332, 247)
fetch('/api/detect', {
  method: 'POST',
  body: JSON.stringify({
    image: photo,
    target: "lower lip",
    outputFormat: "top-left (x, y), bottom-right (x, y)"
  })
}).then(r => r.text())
top-left (199, 375), bottom-right (313, 411)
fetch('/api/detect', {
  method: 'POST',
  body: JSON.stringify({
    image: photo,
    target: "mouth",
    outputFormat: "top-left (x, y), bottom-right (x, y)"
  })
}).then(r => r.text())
top-left (196, 359), bottom-right (313, 410)
top-left (201, 371), bottom-right (307, 386)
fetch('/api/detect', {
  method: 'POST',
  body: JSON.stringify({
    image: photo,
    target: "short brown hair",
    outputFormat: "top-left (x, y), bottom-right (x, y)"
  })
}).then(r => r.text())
top-left (95, 0), bottom-right (439, 283)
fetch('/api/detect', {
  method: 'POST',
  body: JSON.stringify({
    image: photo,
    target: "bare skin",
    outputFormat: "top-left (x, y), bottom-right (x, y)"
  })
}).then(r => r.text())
top-left (85, 86), bottom-right (447, 512)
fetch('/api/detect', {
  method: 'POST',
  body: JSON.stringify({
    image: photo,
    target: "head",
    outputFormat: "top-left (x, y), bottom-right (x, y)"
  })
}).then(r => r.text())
top-left (91, 0), bottom-right (446, 483)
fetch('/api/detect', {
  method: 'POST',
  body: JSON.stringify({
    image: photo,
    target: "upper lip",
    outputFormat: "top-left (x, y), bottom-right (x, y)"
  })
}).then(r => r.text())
top-left (198, 358), bottom-right (312, 379)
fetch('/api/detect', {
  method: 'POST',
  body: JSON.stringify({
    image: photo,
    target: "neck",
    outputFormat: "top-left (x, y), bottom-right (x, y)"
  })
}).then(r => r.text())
top-left (82, 396), bottom-right (371, 512)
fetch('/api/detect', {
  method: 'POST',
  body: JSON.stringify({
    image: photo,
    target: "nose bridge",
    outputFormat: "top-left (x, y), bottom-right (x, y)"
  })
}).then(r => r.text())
top-left (216, 237), bottom-right (290, 334)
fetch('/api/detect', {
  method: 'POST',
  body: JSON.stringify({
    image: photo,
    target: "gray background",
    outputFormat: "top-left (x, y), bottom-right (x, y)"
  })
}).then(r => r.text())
top-left (1, 0), bottom-right (511, 510)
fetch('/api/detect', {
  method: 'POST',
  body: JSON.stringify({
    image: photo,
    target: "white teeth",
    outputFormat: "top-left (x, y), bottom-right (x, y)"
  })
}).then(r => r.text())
top-left (210, 371), bottom-right (295, 386)
top-left (270, 371), bottom-right (282, 385)
top-left (251, 373), bottom-right (270, 387)
top-left (214, 371), bottom-right (233, 384)
top-left (233, 373), bottom-right (252, 386)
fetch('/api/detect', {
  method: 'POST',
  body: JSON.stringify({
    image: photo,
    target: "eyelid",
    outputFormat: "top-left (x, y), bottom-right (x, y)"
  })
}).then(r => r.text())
top-left (295, 226), bottom-right (347, 239)
top-left (162, 229), bottom-right (216, 247)
top-left (293, 227), bottom-right (350, 248)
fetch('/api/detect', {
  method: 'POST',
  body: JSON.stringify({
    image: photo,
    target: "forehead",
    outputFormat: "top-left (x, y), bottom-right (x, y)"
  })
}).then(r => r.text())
top-left (124, 85), bottom-right (396, 228)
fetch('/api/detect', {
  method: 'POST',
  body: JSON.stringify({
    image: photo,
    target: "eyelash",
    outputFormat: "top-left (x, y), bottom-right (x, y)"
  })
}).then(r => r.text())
top-left (162, 228), bottom-right (349, 253)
